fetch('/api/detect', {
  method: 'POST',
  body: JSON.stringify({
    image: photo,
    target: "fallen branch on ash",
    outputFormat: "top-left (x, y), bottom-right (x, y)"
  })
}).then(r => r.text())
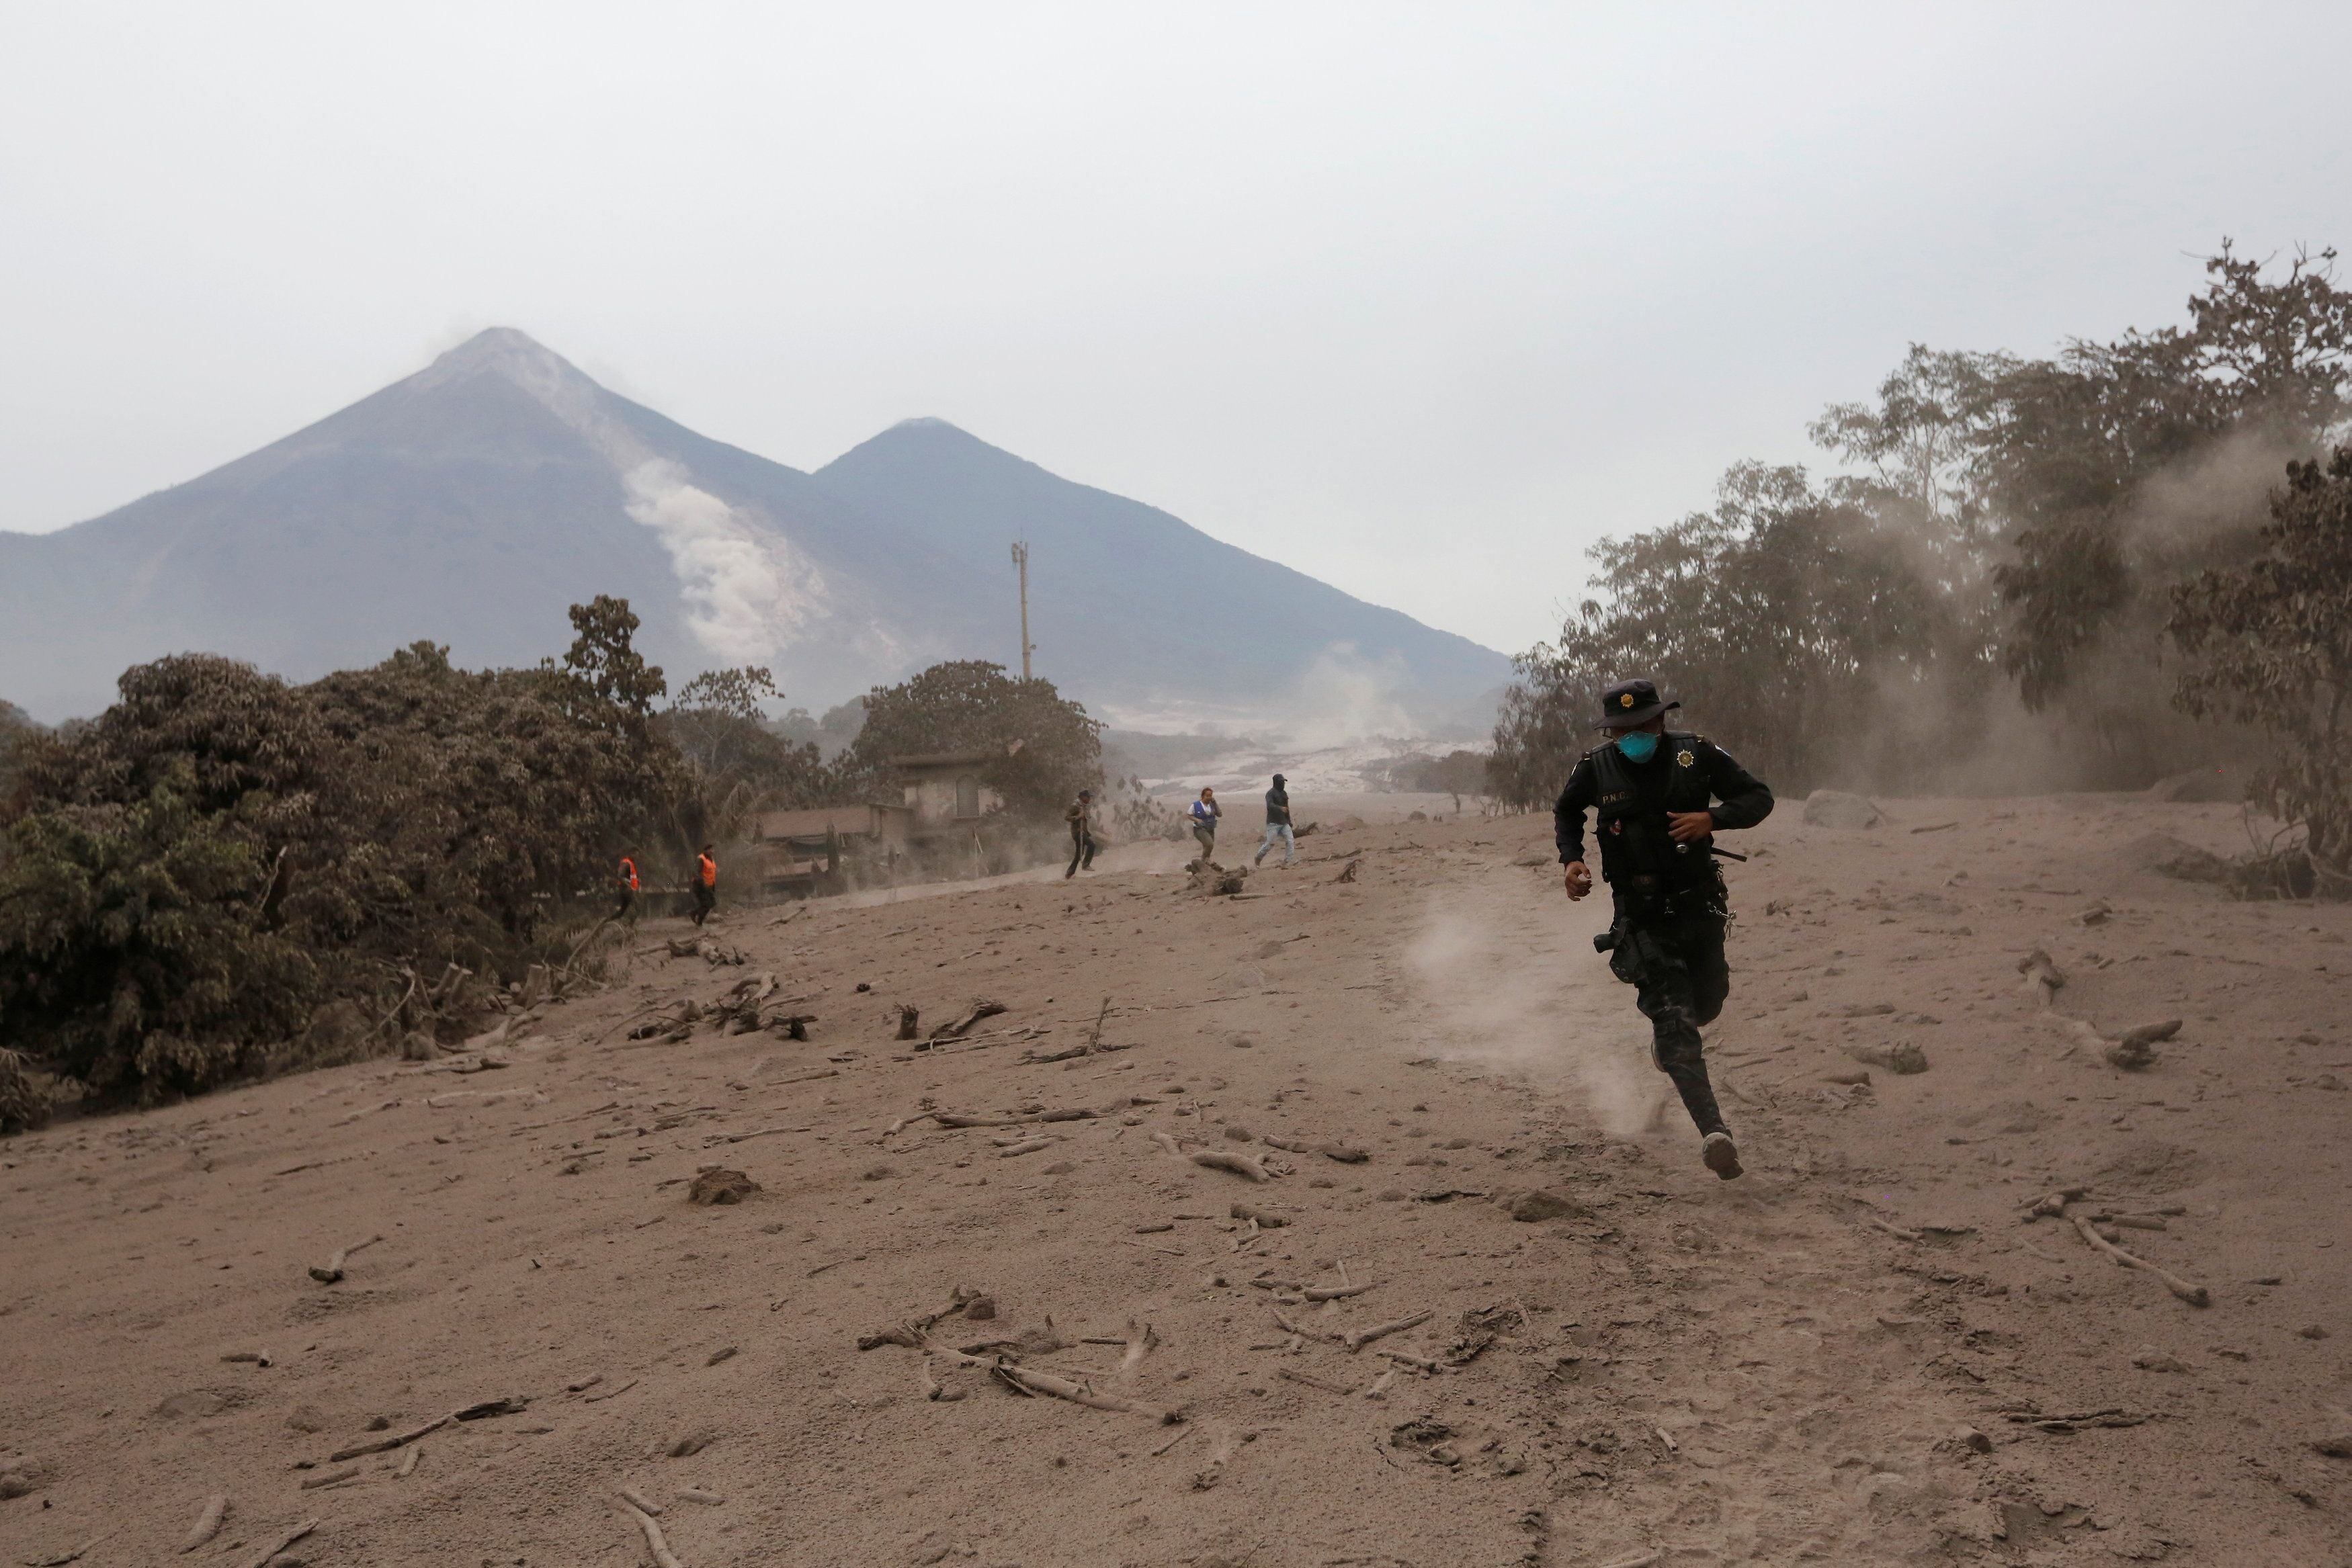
top-left (308, 1233), bottom-right (384, 1284)
top-left (927, 1000), bottom-right (1008, 1043)
top-left (994, 1362), bottom-right (1180, 1423)
top-left (2068, 1211), bottom-right (2209, 1307)
top-left (620, 1496), bottom-right (685, 1568)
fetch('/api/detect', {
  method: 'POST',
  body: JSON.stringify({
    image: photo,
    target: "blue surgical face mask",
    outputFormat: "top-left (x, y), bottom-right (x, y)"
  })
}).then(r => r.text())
top-left (1616, 730), bottom-right (1661, 763)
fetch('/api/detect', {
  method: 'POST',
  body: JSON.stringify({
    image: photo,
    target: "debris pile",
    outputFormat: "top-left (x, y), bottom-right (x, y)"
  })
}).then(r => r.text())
top-left (859, 1287), bottom-right (1181, 1425)
top-left (1802, 789), bottom-right (1882, 829)
top-left (0, 1045), bottom-right (54, 1133)
top-left (687, 1168), bottom-right (760, 1206)
top-left (666, 935), bottom-right (747, 967)
top-left (626, 973), bottom-right (816, 1042)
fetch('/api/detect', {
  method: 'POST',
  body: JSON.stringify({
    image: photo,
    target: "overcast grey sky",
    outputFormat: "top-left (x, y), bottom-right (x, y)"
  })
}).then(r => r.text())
top-left (5, 2), bottom-right (2349, 657)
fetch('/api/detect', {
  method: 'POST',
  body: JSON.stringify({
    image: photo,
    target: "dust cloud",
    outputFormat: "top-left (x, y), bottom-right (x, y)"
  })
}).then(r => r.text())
top-left (2125, 423), bottom-right (2305, 554)
top-left (1081, 642), bottom-right (1420, 752)
top-left (1822, 426), bottom-right (2301, 799)
top-left (1403, 885), bottom-right (1663, 1137)
top-left (1273, 643), bottom-right (1415, 750)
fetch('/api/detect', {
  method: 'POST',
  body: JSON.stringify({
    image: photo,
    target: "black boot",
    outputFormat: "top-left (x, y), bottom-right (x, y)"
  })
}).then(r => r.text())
top-left (1664, 1059), bottom-right (1726, 1141)
top-left (1656, 1032), bottom-right (1741, 1179)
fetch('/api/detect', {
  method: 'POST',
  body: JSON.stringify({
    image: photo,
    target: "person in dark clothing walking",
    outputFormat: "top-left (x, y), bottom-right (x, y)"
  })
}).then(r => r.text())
top-left (1255, 773), bottom-right (1296, 867)
top-left (1555, 678), bottom-right (1773, 1179)
top-left (1064, 790), bottom-right (1097, 877)
top-left (692, 843), bottom-right (718, 926)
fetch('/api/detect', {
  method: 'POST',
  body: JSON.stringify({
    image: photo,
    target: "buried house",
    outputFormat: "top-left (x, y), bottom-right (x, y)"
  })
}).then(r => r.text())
top-left (892, 750), bottom-right (1006, 830)
top-left (748, 803), bottom-right (913, 899)
top-left (747, 748), bottom-right (1017, 896)
top-left (888, 750), bottom-right (1009, 880)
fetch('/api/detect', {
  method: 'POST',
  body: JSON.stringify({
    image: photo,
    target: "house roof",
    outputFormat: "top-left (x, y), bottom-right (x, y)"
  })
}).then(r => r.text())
top-left (888, 752), bottom-right (999, 769)
top-left (752, 804), bottom-right (907, 840)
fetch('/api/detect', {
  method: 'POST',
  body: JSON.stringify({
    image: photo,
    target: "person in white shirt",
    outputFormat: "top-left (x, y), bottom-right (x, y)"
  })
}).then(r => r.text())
top-left (1188, 787), bottom-right (1221, 859)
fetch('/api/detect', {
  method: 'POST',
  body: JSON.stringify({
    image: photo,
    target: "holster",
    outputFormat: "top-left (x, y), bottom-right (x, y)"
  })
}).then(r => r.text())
top-left (1606, 918), bottom-right (1666, 988)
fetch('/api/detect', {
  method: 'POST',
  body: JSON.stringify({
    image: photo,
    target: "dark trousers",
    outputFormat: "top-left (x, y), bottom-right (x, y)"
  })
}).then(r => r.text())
top-left (691, 883), bottom-right (716, 926)
top-left (1066, 831), bottom-right (1096, 877)
top-left (614, 887), bottom-right (635, 921)
top-left (1607, 906), bottom-right (1730, 1137)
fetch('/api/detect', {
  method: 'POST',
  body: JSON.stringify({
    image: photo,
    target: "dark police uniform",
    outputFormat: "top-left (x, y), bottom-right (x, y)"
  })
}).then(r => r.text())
top-left (1554, 715), bottom-right (1773, 1141)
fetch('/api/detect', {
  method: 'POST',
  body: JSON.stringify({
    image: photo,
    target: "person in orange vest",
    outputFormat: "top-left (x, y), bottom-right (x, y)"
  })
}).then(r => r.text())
top-left (615, 851), bottom-right (640, 922)
top-left (691, 843), bottom-right (718, 926)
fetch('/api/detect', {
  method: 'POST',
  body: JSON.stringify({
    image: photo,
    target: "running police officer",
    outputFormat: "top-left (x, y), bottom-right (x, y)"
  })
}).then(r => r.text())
top-left (1556, 678), bottom-right (1773, 1179)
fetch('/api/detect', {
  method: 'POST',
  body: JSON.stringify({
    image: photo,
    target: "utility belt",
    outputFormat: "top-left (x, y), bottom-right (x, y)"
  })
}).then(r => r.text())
top-left (1592, 860), bottom-right (1727, 951)
top-left (1612, 849), bottom-right (1725, 907)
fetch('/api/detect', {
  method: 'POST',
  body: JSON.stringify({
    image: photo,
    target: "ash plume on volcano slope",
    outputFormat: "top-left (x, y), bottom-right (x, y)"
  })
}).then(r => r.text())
top-left (620, 458), bottom-right (831, 663)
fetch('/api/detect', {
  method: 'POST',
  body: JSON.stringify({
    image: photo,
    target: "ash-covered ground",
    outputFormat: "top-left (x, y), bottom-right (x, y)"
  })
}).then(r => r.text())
top-left (3, 793), bottom-right (2347, 1565)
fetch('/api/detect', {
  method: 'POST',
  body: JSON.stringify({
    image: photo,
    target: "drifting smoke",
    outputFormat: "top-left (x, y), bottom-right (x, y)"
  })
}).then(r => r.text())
top-left (1404, 885), bottom-right (1664, 1139)
top-left (2127, 423), bottom-right (2308, 554)
top-left (1093, 640), bottom-right (1431, 750)
top-left (1874, 417), bottom-right (2310, 793)
top-left (1271, 643), bottom-right (1415, 749)
top-left (621, 460), bottom-right (827, 662)
top-left (1938, 425), bottom-right (2303, 793)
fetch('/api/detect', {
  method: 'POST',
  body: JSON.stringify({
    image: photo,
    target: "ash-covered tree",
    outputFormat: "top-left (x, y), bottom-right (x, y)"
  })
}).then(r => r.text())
top-left (838, 660), bottom-right (1102, 818)
top-left (2169, 449), bottom-right (2352, 893)
top-left (1, 658), bottom-right (335, 1097)
top-left (1488, 652), bottom-right (1601, 816)
top-left (0, 765), bottom-right (321, 1096)
top-left (554, 593), bottom-right (667, 721)
top-left (1797, 245), bottom-right (2352, 783)
top-left (1388, 749), bottom-right (1490, 799)
top-left (1976, 251), bottom-right (2352, 777)
top-left (1488, 464), bottom-right (1962, 808)
top-left (1809, 343), bottom-right (2010, 553)
top-left (659, 666), bottom-right (837, 855)
top-left (0, 603), bottom-right (691, 1102)
top-left (22, 653), bottom-right (334, 818)
top-left (771, 697), bottom-right (868, 758)
top-left (1494, 239), bottom-right (2352, 814)
top-left (0, 699), bottom-right (44, 805)
top-left (304, 639), bottom-right (683, 949)
top-left (665, 666), bottom-right (814, 788)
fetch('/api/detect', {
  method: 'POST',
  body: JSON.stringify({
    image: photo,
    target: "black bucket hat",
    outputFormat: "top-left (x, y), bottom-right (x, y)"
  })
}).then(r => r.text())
top-left (1593, 677), bottom-right (1679, 730)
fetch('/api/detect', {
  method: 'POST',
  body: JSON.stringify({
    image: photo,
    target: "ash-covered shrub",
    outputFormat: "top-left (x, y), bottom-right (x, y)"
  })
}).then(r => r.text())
top-left (0, 600), bottom-right (683, 1104)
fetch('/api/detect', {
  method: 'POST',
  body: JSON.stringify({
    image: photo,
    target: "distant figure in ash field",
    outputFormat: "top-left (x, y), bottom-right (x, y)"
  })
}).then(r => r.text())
top-left (1255, 773), bottom-right (1296, 867)
top-left (1554, 678), bottom-right (1773, 1180)
top-left (692, 844), bottom-right (718, 926)
top-left (615, 851), bottom-right (640, 922)
top-left (1064, 789), bottom-right (1098, 878)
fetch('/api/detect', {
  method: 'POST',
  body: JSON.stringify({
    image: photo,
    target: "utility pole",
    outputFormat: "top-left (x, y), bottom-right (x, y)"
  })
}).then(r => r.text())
top-left (1010, 540), bottom-right (1035, 679)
